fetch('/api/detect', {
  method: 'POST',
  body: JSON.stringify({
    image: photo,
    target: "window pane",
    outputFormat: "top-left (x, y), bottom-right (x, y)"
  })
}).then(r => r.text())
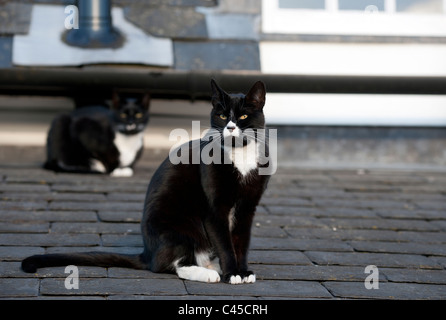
top-left (338, 0), bottom-right (385, 11)
top-left (396, 0), bottom-right (443, 13)
top-left (278, 0), bottom-right (325, 9)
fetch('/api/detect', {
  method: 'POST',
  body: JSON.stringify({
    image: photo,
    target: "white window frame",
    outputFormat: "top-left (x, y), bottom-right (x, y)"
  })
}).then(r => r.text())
top-left (260, 42), bottom-right (446, 76)
top-left (263, 93), bottom-right (446, 126)
top-left (262, 0), bottom-right (446, 37)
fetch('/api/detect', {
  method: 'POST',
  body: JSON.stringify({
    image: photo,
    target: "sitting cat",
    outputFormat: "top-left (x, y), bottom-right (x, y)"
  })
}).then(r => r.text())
top-left (43, 90), bottom-right (150, 177)
top-left (22, 80), bottom-right (272, 284)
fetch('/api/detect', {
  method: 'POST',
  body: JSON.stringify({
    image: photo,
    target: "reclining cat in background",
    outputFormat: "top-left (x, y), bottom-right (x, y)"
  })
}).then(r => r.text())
top-left (43, 90), bottom-right (150, 177)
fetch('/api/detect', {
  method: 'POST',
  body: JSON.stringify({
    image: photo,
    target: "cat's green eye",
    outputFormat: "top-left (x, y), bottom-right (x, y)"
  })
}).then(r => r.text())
top-left (239, 115), bottom-right (248, 120)
top-left (135, 113), bottom-right (143, 119)
top-left (120, 113), bottom-right (127, 119)
top-left (219, 114), bottom-right (227, 120)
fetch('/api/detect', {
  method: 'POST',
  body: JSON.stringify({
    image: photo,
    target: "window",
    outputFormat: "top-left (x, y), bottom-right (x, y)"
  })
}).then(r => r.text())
top-left (396, 0), bottom-right (443, 13)
top-left (338, 0), bottom-right (385, 11)
top-left (261, 0), bottom-right (446, 126)
top-left (276, 0), bottom-right (445, 13)
top-left (262, 0), bottom-right (446, 36)
top-left (279, 0), bottom-right (325, 9)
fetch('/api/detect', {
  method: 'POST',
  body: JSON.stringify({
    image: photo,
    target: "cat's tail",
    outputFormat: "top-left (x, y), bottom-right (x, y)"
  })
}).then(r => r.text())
top-left (21, 252), bottom-right (148, 273)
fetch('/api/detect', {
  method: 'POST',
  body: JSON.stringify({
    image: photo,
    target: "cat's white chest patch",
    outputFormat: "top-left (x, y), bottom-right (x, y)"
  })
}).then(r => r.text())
top-left (114, 131), bottom-right (144, 167)
top-left (226, 141), bottom-right (259, 177)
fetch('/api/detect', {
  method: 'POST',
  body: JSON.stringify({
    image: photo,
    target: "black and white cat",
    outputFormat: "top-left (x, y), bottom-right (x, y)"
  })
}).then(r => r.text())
top-left (22, 80), bottom-right (271, 284)
top-left (43, 90), bottom-right (150, 177)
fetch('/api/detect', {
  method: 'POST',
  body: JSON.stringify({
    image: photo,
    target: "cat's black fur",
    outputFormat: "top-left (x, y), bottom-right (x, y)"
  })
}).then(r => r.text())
top-left (22, 80), bottom-right (271, 284)
top-left (43, 90), bottom-right (150, 175)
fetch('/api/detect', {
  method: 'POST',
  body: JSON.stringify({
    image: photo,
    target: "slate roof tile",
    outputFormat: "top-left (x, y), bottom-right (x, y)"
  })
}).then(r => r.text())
top-left (174, 40), bottom-right (260, 71)
top-left (124, 5), bottom-right (208, 39)
top-left (0, 2), bottom-right (32, 35)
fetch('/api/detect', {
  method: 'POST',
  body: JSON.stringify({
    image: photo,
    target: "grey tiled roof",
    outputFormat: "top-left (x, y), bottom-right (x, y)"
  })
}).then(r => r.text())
top-left (174, 41), bottom-right (260, 71)
top-left (1, 144), bottom-right (446, 299)
top-left (124, 5), bottom-right (209, 39)
top-left (0, 0), bottom-right (262, 71)
top-left (0, 2), bottom-right (32, 35)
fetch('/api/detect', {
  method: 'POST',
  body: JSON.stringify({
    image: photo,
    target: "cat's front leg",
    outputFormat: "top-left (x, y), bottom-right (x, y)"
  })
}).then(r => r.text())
top-left (231, 204), bottom-right (257, 283)
top-left (205, 214), bottom-right (256, 284)
top-left (203, 213), bottom-right (241, 283)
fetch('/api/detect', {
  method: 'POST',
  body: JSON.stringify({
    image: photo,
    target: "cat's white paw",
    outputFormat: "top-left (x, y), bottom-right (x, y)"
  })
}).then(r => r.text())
top-left (90, 159), bottom-right (106, 173)
top-left (225, 273), bottom-right (256, 284)
top-left (176, 266), bottom-right (221, 283)
top-left (243, 274), bottom-right (256, 283)
top-left (206, 270), bottom-right (221, 283)
top-left (229, 275), bottom-right (243, 284)
top-left (110, 167), bottom-right (133, 177)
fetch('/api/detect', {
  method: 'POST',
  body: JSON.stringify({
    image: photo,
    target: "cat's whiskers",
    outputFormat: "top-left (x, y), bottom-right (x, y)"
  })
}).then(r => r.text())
top-left (240, 131), bottom-right (270, 147)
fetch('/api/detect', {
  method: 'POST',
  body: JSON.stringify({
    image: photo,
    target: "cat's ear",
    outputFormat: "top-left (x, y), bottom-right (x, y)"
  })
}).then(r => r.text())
top-left (142, 92), bottom-right (151, 111)
top-left (112, 90), bottom-right (120, 110)
top-left (210, 79), bottom-right (227, 108)
top-left (246, 81), bottom-right (266, 110)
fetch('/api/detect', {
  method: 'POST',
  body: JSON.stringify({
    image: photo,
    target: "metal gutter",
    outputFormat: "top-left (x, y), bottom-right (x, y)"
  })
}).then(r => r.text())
top-left (0, 67), bottom-right (445, 100)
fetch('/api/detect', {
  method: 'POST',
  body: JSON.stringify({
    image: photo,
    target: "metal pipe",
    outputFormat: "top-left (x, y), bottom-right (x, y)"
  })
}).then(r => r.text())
top-left (0, 68), bottom-right (445, 99)
top-left (63, 0), bottom-right (124, 48)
